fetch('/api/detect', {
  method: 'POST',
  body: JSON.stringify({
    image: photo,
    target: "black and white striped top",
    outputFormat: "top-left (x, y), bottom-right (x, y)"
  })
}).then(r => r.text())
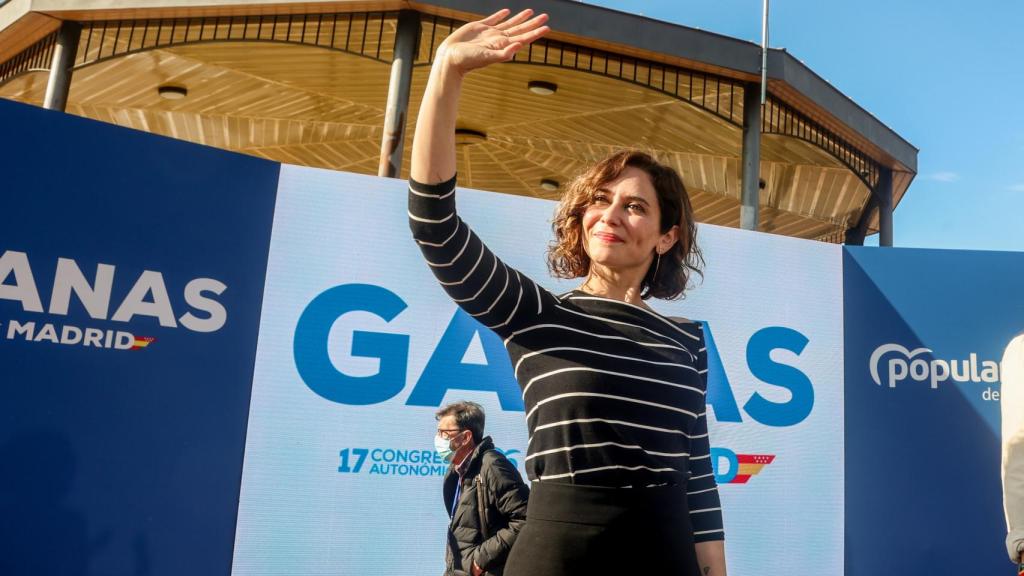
top-left (409, 175), bottom-right (724, 542)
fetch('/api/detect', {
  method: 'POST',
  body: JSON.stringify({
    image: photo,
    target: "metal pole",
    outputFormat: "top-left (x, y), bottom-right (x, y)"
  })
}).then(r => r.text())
top-left (760, 0), bottom-right (769, 104)
top-left (844, 194), bottom-right (876, 245)
top-left (876, 167), bottom-right (894, 246)
top-left (378, 10), bottom-right (419, 178)
top-left (740, 82), bottom-right (762, 231)
top-left (43, 21), bottom-right (83, 112)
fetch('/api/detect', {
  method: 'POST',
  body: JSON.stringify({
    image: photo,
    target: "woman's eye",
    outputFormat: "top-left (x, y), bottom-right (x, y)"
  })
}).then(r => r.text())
top-left (591, 195), bottom-right (609, 204)
top-left (628, 203), bottom-right (646, 213)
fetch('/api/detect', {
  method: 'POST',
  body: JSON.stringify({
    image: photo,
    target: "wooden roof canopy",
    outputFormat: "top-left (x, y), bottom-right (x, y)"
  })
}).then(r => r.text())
top-left (0, 0), bottom-right (918, 243)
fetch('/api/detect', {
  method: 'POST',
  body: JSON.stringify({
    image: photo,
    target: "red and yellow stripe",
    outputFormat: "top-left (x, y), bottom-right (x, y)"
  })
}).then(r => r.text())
top-left (131, 336), bottom-right (156, 350)
top-left (729, 454), bottom-right (775, 484)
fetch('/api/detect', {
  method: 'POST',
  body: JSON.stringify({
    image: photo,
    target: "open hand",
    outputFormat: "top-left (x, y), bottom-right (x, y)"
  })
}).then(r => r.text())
top-left (437, 8), bottom-right (550, 76)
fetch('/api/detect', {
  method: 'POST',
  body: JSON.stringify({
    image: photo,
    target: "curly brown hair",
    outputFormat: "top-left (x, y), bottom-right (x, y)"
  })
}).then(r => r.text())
top-left (547, 150), bottom-right (703, 300)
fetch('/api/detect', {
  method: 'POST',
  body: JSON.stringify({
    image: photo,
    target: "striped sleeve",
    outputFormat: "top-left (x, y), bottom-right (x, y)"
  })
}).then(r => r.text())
top-left (687, 324), bottom-right (725, 542)
top-left (408, 175), bottom-right (555, 338)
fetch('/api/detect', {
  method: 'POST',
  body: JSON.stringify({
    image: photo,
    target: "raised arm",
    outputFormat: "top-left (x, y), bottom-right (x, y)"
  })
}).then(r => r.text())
top-left (410, 8), bottom-right (549, 185)
top-left (408, 9), bottom-right (555, 337)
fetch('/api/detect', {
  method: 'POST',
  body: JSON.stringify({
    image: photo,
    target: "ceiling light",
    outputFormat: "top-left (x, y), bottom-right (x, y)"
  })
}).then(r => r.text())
top-left (157, 85), bottom-right (188, 100)
top-left (528, 81), bottom-right (558, 96)
top-left (540, 179), bottom-right (560, 192)
top-left (454, 128), bottom-right (487, 147)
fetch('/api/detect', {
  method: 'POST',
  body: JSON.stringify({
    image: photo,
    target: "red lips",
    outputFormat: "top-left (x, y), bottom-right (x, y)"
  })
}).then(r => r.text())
top-left (593, 231), bottom-right (623, 243)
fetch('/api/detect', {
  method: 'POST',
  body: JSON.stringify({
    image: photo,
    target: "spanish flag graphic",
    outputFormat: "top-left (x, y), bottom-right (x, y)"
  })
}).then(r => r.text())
top-left (131, 336), bottom-right (156, 350)
top-left (728, 454), bottom-right (775, 484)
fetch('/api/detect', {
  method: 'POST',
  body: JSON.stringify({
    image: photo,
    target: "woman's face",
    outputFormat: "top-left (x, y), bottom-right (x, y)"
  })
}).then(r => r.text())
top-left (581, 166), bottom-right (677, 274)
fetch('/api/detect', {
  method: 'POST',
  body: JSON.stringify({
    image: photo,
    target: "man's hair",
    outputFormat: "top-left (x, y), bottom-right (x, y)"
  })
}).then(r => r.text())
top-left (435, 401), bottom-right (485, 443)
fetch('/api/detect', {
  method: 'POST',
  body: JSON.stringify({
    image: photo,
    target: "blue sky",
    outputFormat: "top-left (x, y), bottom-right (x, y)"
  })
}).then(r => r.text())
top-left (590, 0), bottom-right (1024, 251)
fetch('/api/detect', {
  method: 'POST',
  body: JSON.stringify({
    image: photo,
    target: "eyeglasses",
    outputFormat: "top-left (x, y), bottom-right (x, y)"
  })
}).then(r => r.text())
top-left (436, 428), bottom-right (463, 440)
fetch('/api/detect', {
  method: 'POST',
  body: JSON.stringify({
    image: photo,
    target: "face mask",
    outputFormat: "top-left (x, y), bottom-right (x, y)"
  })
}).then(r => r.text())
top-left (435, 434), bottom-right (456, 462)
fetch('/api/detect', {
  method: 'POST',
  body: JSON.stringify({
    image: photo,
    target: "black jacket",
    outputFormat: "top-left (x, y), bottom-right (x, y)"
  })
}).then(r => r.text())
top-left (442, 437), bottom-right (529, 576)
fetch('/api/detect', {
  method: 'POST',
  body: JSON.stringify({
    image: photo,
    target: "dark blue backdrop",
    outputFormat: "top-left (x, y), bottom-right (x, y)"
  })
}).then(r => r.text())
top-left (2, 96), bottom-right (1021, 576)
top-left (844, 246), bottom-right (1024, 576)
top-left (0, 99), bottom-right (279, 575)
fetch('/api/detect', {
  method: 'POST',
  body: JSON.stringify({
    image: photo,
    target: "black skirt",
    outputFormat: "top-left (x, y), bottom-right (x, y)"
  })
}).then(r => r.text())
top-left (503, 481), bottom-right (701, 576)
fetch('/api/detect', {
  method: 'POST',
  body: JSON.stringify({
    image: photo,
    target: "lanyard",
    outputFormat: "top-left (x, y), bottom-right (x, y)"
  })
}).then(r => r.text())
top-left (450, 477), bottom-right (462, 518)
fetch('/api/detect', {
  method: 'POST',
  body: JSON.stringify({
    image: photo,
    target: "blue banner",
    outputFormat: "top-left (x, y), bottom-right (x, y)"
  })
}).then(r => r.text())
top-left (0, 99), bottom-right (279, 575)
top-left (843, 246), bottom-right (1024, 576)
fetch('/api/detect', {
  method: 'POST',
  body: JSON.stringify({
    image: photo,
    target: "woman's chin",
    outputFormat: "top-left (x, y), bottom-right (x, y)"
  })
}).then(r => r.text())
top-left (588, 253), bottom-right (635, 271)
top-left (587, 250), bottom-right (613, 266)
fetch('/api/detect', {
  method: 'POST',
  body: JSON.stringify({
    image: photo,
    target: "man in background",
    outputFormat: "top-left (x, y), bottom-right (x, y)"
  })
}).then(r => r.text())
top-left (435, 401), bottom-right (529, 576)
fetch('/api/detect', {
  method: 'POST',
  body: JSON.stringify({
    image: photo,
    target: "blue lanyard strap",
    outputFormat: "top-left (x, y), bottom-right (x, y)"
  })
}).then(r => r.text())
top-left (450, 478), bottom-right (462, 518)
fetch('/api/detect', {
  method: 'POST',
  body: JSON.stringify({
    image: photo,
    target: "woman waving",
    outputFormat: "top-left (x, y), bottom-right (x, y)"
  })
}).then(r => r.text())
top-left (409, 9), bottom-right (727, 576)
